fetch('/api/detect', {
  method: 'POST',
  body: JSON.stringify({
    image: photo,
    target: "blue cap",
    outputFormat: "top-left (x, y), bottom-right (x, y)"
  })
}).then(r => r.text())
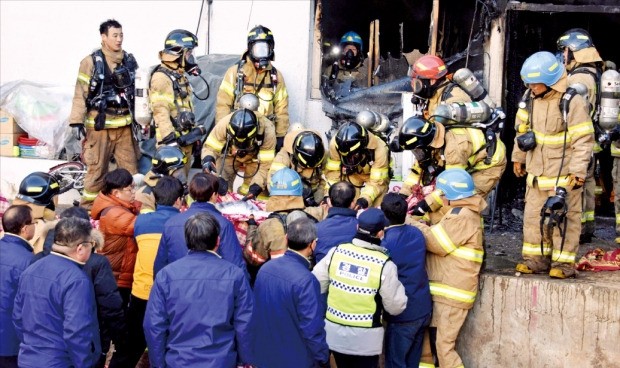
top-left (358, 208), bottom-right (389, 235)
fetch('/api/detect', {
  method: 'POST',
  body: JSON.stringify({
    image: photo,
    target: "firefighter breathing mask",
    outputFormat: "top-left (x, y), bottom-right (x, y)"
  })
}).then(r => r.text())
top-left (112, 66), bottom-right (133, 89)
top-left (340, 49), bottom-right (361, 70)
top-left (184, 50), bottom-right (201, 76)
top-left (411, 78), bottom-right (436, 99)
top-left (341, 150), bottom-right (370, 172)
top-left (516, 131), bottom-right (536, 152)
top-left (250, 41), bottom-right (272, 69)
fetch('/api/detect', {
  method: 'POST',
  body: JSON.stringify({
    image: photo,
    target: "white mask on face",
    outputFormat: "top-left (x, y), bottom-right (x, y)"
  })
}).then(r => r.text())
top-left (251, 42), bottom-right (270, 59)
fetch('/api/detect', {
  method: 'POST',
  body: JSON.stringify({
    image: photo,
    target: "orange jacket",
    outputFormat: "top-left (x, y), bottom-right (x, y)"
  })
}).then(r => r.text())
top-left (91, 193), bottom-right (140, 289)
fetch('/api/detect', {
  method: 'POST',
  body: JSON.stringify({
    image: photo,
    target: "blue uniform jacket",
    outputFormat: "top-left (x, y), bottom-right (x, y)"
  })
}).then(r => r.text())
top-left (0, 234), bottom-right (34, 356)
top-left (315, 207), bottom-right (358, 264)
top-left (252, 250), bottom-right (329, 368)
top-left (144, 251), bottom-right (254, 367)
top-left (13, 252), bottom-right (101, 368)
top-left (33, 246), bottom-right (126, 354)
top-left (153, 201), bottom-right (248, 279)
top-left (381, 224), bottom-right (432, 322)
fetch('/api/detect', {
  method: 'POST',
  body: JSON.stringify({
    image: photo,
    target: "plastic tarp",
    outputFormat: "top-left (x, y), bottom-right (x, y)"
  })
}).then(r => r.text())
top-left (0, 80), bottom-right (73, 157)
top-left (191, 54), bottom-right (241, 133)
top-left (137, 54), bottom-right (240, 167)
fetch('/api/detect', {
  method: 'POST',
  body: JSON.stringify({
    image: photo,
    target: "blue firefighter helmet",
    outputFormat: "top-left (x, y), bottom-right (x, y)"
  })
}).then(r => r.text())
top-left (435, 168), bottom-right (476, 200)
top-left (520, 51), bottom-right (565, 87)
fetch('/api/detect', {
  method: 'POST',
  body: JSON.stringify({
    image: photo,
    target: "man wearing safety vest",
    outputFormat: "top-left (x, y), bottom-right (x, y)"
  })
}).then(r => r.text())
top-left (313, 208), bottom-right (407, 367)
top-left (409, 168), bottom-right (486, 368)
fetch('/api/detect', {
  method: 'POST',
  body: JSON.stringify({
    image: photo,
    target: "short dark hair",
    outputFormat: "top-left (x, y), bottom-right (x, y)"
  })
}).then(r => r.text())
top-left (102, 168), bottom-right (133, 195)
top-left (154, 176), bottom-right (184, 206)
top-left (54, 217), bottom-right (92, 248)
top-left (60, 206), bottom-right (90, 221)
top-left (189, 173), bottom-right (219, 202)
top-left (381, 192), bottom-right (407, 225)
top-left (100, 19), bottom-right (122, 35)
top-left (2, 205), bottom-right (32, 234)
top-left (286, 218), bottom-right (316, 251)
top-left (184, 212), bottom-right (220, 251)
top-left (329, 181), bottom-right (356, 208)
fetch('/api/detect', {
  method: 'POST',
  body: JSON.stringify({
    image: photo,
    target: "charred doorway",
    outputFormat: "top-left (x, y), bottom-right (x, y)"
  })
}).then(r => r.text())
top-left (502, 4), bottom-right (620, 214)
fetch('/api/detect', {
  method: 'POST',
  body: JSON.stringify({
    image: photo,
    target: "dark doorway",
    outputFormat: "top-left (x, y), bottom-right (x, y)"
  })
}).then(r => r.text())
top-left (501, 8), bottom-right (620, 211)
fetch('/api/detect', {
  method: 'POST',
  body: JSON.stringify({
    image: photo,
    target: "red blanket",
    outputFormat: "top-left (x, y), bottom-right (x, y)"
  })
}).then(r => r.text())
top-left (576, 248), bottom-right (620, 272)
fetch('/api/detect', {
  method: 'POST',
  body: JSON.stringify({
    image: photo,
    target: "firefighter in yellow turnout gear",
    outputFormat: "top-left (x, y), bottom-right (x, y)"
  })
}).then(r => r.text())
top-left (268, 128), bottom-right (327, 206)
top-left (409, 168), bottom-right (486, 368)
top-left (513, 51), bottom-right (594, 279)
top-left (68, 19), bottom-right (139, 207)
top-left (324, 122), bottom-right (390, 209)
top-left (397, 117), bottom-right (506, 201)
top-left (216, 25), bottom-right (289, 151)
top-left (557, 28), bottom-right (605, 243)
top-left (201, 109), bottom-right (276, 199)
top-left (401, 54), bottom-right (506, 203)
top-left (150, 29), bottom-right (202, 177)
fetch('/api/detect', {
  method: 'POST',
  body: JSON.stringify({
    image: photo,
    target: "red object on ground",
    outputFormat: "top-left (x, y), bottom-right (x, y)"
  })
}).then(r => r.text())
top-left (576, 248), bottom-right (620, 271)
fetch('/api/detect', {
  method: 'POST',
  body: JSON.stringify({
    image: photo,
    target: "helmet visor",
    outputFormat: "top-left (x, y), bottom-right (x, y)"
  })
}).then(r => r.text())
top-left (234, 137), bottom-right (255, 150)
top-left (341, 151), bottom-right (365, 168)
top-left (251, 42), bottom-right (271, 59)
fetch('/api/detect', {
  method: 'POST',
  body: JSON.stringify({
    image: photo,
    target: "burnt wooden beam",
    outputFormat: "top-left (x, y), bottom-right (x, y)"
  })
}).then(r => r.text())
top-left (506, 2), bottom-right (620, 13)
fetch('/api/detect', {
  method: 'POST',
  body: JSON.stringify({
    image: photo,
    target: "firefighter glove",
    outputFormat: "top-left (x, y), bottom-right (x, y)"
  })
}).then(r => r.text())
top-left (217, 177), bottom-right (229, 196)
top-left (202, 155), bottom-right (217, 174)
top-left (70, 124), bottom-right (86, 141)
top-left (355, 197), bottom-right (369, 210)
top-left (410, 199), bottom-right (431, 216)
top-left (513, 162), bottom-right (526, 177)
top-left (568, 174), bottom-right (585, 190)
top-left (247, 183), bottom-right (263, 198)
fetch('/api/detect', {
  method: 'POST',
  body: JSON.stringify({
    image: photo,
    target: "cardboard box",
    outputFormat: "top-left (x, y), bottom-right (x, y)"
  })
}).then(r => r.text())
top-left (0, 109), bottom-right (25, 135)
top-left (0, 133), bottom-right (23, 157)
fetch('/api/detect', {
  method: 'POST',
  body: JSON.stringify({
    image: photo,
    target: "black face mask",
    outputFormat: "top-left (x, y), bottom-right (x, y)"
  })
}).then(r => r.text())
top-left (411, 78), bottom-right (434, 99)
top-left (185, 53), bottom-right (201, 76)
top-left (340, 50), bottom-right (361, 70)
top-left (112, 66), bottom-right (133, 89)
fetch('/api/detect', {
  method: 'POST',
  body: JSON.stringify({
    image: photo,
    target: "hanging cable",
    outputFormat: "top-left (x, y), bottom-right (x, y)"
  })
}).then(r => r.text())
top-left (246, 0), bottom-right (255, 31)
top-left (196, 0), bottom-right (205, 36)
top-left (465, 0), bottom-right (478, 68)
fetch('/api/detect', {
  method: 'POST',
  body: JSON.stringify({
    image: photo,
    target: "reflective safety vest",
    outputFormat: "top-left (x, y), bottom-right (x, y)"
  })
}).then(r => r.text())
top-left (326, 243), bottom-right (389, 328)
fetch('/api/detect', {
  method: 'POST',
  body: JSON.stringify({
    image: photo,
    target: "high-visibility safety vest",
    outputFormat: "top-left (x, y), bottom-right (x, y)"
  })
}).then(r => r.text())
top-left (326, 243), bottom-right (389, 328)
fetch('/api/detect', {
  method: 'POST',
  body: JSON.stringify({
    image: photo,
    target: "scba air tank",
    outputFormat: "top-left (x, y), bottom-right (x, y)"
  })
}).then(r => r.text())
top-left (134, 67), bottom-right (154, 128)
top-left (599, 69), bottom-right (620, 130)
top-left (452, 68), bottom-right (496, 109)
top-left (433, 101), bottom-right (491, 125)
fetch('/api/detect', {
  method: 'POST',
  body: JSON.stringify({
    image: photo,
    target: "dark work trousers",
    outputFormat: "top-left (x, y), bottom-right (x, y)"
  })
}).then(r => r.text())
top-left (332, 351), bottom-right (379, 368)
top-left (124, 295), bottom-right (148, 367)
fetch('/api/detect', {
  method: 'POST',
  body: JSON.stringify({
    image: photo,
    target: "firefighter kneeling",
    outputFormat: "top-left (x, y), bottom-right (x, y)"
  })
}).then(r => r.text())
top-left (201, 108), bottom-right (276, 199)
top-left (324, 121), bottom-right (390, 209)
